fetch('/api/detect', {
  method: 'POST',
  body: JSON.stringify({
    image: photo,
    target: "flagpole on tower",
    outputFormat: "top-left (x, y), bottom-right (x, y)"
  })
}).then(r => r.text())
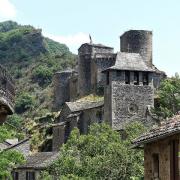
top-left (89, 34), bottom-right (92, 44)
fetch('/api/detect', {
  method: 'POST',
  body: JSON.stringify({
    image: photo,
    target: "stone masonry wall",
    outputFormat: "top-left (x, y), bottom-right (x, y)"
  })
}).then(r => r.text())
top-left (78, 44), bottom-right (114, 96)
top-left (14, 169), bottom-right (40, 180)
top-left (144, 134), bottom-right (180, 180)
top-left (105, 70), bottom-right (154, 130)
top-left (53, 71), bottom-right (72, 110)
top-left (111, 82), bottom-right (154, 129)
top-left (52, 125), bottom-right (65, 152)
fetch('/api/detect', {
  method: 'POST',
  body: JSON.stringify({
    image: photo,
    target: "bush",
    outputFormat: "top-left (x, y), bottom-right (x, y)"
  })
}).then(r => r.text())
top-left (0, 150), bottom-right (25, 179)
top-left (15, 92), bottom-right (35, 114)
top-left (7, 114), bottom-right (23, 128)
top-left (32, 65), bottom-right (53, 86)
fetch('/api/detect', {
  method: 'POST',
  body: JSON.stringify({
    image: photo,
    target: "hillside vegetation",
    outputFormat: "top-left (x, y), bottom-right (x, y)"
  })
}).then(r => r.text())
top-left (0, 21), bottom-right (76, 134)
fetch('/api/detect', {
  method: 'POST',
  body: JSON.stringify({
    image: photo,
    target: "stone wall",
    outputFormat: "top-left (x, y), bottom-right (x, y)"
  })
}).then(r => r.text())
top-left (91, 54), bottom-right (116, 94)
top-left (120, 30), bottom-right (152, 67)
top-left (13, 169), bottom-right (40, 180)
top-left (53, 71), bottom-right (72, 110)
top-left (79, 107), bottom-right (104, 134)
top-left (52, 124), bottom-right (65, 152)
top-left (104, 70), bottom-right (154, 130)
top-left (78, 44), bottom-right (92, 96)
top-left (69, 73), bottom-right (78, 101)
top-left (144, 134), bottom-right (180, 180)
top-left (78, 43), bottom-right (114, 96)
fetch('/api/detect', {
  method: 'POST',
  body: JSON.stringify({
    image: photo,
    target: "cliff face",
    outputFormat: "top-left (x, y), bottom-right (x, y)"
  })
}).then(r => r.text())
top-left (0, 21), bottom-right (76, 124)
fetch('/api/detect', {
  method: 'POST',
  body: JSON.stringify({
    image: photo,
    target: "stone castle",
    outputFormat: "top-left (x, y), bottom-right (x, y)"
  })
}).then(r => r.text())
top-left (52, 30), bottom-right (165, 151)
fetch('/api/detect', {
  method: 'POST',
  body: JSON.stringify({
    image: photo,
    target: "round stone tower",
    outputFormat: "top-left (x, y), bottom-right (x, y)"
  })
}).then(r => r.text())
top-left (120, 30), bottom-right (152, 67)
top-left (53, 70), bottom-right (73, 110)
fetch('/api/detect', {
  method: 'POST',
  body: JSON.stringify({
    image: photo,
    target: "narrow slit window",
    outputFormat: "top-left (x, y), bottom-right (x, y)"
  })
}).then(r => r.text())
top-left (143, 72), bottom-right (149, 85)
top-left (125, 71), bottom-right (130, 84)
top-left (152, 154), bottom-right (159, 179)
top-left (134, 71), bottom-right (139, 85)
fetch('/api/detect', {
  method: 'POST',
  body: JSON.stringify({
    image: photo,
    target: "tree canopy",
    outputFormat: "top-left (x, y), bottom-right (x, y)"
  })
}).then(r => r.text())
top-left (42, 122), bottom-right (146, 180)
top-left (154, 73), bottom-right (180, 118)
top-left (0, 150), bottom-right (25, 179)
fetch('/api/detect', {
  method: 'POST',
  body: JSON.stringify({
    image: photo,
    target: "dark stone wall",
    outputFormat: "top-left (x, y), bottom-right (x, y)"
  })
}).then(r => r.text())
top-left (52, 125), bottom-right (65, 152)
top-left (120, 30), bottom-right (152, 67)
top-left (144, 134), bottom-right (180, 180)
top-left (104, 70), bottom-right (154, 130)
top-left (53, 71), bottom-right (72, 110)
top-left (91, 55), bottom-right (116, 94)
top-left (69, 73), bottom-right (78, 101)
top-left (78, 44), bottom-right (92, 96)
top-left (78, 44), bottom-right (114, 96)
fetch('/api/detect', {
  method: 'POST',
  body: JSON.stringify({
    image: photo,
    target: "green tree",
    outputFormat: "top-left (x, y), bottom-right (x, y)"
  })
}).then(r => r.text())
top-left (7, 114), bottom-right (23, 128)
top-left (42, 122), bottom-right (146, 180)
top-left (15, 92), bottom-right (35, 114)
top-left (0, 150), bottom-right (25, 179)
top-left (154, 73), bottom-right (180, 118)
top-left (32, 65), bottom-right (53, 86)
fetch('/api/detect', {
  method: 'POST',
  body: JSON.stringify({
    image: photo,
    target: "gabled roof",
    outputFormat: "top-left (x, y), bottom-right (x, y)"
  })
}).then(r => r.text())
top-left (65, 101), bottom-right (104, 113)
top-left (103, 52), bottom-right (154, 72)
top-left (4, 138), bottom-right (29, 151)
top-left (16, 152), bottom-right (59, 170)
top-left (133, 115), bottom-right (180, 148)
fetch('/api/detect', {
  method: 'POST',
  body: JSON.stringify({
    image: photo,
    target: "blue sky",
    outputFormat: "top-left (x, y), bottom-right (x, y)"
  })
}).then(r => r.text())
top-left (0, 0), bottom-right (180, 76)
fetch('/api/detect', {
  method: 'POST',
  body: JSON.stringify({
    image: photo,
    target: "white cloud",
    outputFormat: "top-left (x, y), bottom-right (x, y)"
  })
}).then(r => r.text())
top-left (0, 0), bottom-right (17, 19)
top-left (43, 32), bottom-right (91, 53)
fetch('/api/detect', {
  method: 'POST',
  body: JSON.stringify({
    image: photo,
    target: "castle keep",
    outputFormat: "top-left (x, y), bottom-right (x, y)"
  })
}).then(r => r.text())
top-left (52, 30), bottom-right (165, 150)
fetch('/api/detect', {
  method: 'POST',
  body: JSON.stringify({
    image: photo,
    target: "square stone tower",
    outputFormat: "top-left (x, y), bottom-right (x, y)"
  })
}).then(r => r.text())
top-left (78, 43), bottom-right (115, 96)
top-left (103, 52), bottom-right (155, 130)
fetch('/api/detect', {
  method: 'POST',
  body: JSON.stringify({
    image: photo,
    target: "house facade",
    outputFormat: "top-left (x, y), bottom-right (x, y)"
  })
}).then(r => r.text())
top-left (12, 152), bottom-right (58, 180)
top-left (133, 115), bottom-right (180, 180)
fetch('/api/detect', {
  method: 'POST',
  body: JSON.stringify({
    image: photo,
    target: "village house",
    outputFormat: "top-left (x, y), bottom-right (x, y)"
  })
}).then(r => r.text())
top-left (133, 115), bottom-right (180, 180)
top-left (52, 100), bottom-right (104, 151)
top-left (12, 152), bottom-right (58, 180)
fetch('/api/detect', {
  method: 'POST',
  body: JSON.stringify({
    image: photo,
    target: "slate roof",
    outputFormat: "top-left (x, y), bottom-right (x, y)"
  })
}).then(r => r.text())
top-left (66, 101), bottom-right (104, 113)
top-left (103, 52), bottom-right (154, 72)
top-left (133, 115), bottom-right (180, 147)
top-left (16, 152), bottom-right (59, 170)
top-left (4, 138), bottom-right (29, 151)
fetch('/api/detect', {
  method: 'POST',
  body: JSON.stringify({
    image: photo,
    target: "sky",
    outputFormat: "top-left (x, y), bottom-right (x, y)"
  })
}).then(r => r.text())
top-left (0, 0), bottom-right (180, 76)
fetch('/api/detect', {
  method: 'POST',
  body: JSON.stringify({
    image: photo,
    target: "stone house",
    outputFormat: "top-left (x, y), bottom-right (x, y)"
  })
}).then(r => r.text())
top-left (133, 115), bottom-right (180, 180)
top-left (12, 152), bottom-right (58, 180)
top-left (52, 100), bottom-right (104, 151)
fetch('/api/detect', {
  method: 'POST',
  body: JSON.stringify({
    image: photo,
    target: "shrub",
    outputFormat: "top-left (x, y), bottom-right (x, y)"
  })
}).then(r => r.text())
top-left (7, 114), bottom-right (23, 128)
top-left (15, 92), bottom-right (35, 114)
top-left (32, 65), bottom-right (53, 86)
